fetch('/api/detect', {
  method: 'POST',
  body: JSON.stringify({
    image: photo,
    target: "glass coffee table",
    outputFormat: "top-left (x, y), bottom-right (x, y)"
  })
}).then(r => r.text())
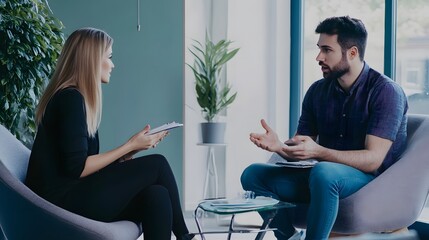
top-left (192, 197), bottom-right (295, 240)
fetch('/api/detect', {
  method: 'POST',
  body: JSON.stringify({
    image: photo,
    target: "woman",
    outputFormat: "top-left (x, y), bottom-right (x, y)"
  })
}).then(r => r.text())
top-left (25, 28), bottom-right (194, 240)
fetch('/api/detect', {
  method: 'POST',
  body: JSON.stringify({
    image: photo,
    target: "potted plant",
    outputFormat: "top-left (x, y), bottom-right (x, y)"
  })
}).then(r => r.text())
top-left (0, 0), bottom-right (64, 147)
top-left (187, 36), bottom-right (239, 143)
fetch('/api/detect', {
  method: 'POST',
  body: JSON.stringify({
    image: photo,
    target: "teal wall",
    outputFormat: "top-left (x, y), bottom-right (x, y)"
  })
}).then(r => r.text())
top-left (49, 1), bottom-right (184, 192)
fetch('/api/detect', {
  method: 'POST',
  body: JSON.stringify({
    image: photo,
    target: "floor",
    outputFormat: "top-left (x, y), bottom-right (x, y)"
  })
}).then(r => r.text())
top-left (136, 208), bottom-right (429, 239)
top-left (179, 205), bottom-right (429, 240)
top-left (137, 211), bottom-right (278, 240)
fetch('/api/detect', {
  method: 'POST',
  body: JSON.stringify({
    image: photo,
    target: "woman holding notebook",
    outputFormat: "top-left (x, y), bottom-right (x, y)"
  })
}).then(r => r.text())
top-left (25, 28), bottom-right (194, 240)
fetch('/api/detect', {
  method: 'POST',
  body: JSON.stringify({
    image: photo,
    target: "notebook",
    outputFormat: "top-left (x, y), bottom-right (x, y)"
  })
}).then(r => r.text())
top-left (147, 122), bottom-right (183, 135)
top-left (269, 153), bottom-right (319, 168)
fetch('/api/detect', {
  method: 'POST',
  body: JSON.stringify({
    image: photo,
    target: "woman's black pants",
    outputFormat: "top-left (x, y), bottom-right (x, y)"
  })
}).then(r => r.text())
top-left (61, 154), bottom-right (189, 240)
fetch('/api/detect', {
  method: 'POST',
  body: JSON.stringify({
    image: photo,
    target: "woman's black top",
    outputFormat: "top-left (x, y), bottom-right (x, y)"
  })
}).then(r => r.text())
top-left (25, 88), bottom-right (99, 204)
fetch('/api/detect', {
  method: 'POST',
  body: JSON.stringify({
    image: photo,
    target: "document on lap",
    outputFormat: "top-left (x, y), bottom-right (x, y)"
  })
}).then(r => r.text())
top-left (208, 197), bottom-right (279, 209)
top-left (147, 122), bottom-right (183, 135)
top-left (275, 159), bottom-right (319, 168)
top-left (270, 153), bottom-right (319, 168)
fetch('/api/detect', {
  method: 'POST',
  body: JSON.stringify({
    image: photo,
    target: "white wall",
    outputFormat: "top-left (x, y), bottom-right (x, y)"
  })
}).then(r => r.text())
top-left (184, 0), bottom-right (211, 210)
top-left (225, 0), bottom-right (291, 198)
top-left (184, 0), bottom-right (291, 210)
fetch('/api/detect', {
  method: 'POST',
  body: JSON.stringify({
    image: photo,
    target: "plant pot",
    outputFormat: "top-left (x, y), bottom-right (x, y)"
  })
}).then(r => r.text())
top-left (200, 122), bottom-right (226, 143)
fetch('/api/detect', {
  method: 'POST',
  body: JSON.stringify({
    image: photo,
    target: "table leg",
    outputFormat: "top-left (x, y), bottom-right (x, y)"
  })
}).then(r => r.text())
top-left (255, 209), bottom-right (278, 240)
top-left (227, 214), bottom-right (236, 240)
top-left (194, 207), bottom-right (206, 240)
top-left (192, 203), bottom-right (287, 240)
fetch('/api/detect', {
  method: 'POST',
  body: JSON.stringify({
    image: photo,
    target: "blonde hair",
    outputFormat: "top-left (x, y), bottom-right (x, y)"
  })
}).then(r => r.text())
top-left (36, 28), bottom-right (113, 137)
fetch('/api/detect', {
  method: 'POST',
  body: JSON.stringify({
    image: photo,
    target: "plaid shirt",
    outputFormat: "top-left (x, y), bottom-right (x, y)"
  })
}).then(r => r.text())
top-left (297, 62), bottom-right (408, 175)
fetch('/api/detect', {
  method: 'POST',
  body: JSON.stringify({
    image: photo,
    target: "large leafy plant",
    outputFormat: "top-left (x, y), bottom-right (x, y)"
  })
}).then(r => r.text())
top-left (0, 0), bottom-right (64, 147)
top-left (188, 37), bottom-right (239, 122)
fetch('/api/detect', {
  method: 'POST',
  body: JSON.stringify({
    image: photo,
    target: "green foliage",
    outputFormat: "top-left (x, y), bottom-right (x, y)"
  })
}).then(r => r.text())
top-left (187, 36), bottom-right (239, 122)
top-left (0, 0), bottom-right (64, 147)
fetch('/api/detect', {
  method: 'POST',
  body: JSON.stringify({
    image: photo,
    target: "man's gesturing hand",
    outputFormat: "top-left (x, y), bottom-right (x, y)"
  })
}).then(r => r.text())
top-left (249, 119), bottom-right (283, 152)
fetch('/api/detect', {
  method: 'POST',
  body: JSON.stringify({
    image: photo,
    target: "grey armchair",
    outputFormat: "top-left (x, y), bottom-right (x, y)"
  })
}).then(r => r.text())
top-left (0, 124), bottom-right (142, 240)
top-left (269, 114), bottom-right (429, 234)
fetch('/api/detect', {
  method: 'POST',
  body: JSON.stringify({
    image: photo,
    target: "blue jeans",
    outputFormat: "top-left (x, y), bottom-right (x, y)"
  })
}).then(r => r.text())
top-left (240, 162), bottom-right (375, 240)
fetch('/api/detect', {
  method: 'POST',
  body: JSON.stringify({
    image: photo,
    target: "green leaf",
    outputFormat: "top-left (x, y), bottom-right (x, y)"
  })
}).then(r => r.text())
top-left (216, 48), bottom-right (239, 66)
top-left (187, 35), bottom-right (239, 121)
top-left (0, 0), bottom-right (64, 146)
top-left (6, 29), bottom-right (13, 39)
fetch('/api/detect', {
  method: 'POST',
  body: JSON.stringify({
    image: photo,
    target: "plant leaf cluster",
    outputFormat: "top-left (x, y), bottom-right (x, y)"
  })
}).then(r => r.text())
top-left (0, 0), bottom-right (64, 147)
top-left (187, 37), bottom-right (239, 122)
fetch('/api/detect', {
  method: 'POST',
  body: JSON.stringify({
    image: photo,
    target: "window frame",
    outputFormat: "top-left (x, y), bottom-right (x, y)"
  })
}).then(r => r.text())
top-left (289, 0), bottom-right (303, 137)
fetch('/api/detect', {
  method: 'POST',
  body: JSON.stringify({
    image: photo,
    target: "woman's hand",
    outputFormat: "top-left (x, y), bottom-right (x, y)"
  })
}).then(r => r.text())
top-left (249, 119), bottom-right (283, 152)
top-left (81, 125), bottom-right (169, 176)
top-left (126, 125), bottom-right (169, 154)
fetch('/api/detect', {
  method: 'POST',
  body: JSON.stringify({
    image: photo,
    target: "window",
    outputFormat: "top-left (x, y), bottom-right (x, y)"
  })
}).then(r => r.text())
top-left (397, 0), bottom-right (429, 114)
top-left (302, 0), bottom-right (385, 94)
top-left (299, 0), bottom-right (429, 114)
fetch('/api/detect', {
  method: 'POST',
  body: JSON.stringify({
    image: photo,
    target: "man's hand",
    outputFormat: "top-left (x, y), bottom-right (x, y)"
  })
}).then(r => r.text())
top-left (281, 135), bottom-right (321, 160)
top-left (250, 119), bottom-right (283, 152)
top-left (280, 134), bottom-right (392, 173)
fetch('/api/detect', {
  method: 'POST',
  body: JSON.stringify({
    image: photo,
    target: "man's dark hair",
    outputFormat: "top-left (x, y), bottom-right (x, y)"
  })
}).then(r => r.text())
top-left (315, 16), bottom-right (367, 61)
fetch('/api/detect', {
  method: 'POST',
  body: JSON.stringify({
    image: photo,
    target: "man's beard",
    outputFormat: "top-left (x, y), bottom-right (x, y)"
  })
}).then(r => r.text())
top-left (320, 53), bottom-right (350, 80)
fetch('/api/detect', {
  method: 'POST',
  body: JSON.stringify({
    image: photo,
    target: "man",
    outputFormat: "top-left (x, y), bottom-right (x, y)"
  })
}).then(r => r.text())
top-left (241, 16), bottom-right (408, 240)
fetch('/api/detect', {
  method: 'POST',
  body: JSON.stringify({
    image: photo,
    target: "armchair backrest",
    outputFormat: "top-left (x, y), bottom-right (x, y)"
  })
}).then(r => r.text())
top-left (0, 124), bottom-right (141, 240)
top-left (406, 114), bottom-right (427, 142)
top-left (332, 113), bottom-right (429, 233)
top-left (283, 114), bottom-right (429, 234)
top-left (0, 124), bottom-right (30, 182)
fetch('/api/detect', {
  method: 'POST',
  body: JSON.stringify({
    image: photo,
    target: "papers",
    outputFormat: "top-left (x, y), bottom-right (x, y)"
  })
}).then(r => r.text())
top-left (209, 197), bottom-right (279, 209)
top-left (147, 122), bottom-right (183, 135)
top-left (269, 153), bottom-right (318, 168)
top-left (275, 159), bottom-right (319, 168)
